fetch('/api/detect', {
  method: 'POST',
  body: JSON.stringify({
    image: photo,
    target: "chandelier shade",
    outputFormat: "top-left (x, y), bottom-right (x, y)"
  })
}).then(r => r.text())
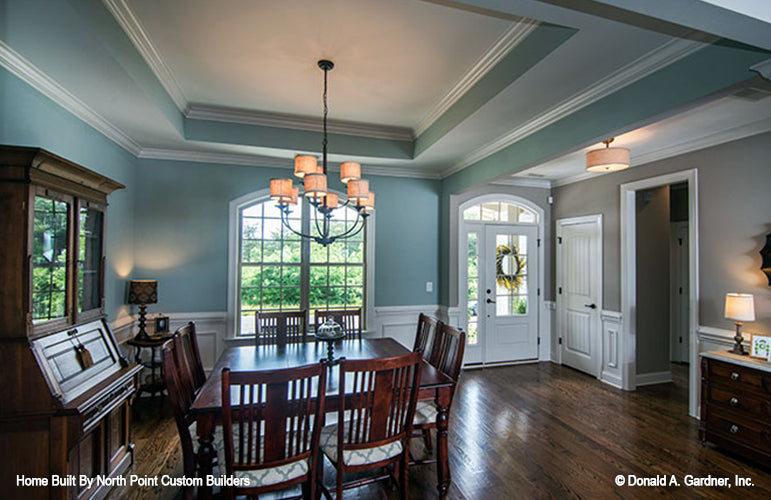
top-left (586, 138), bottom-right (630, 172)
top-left (268, 59), bottom-right (374, 246)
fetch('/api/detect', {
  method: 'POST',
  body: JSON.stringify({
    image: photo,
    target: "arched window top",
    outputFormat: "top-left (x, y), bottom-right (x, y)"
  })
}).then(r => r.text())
top-left (463, 201), bottom-right (537, 223)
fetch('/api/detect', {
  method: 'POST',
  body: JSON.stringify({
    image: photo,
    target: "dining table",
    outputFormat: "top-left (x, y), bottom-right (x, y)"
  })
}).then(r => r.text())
top-left (190, 337), bottom-right (455, 498)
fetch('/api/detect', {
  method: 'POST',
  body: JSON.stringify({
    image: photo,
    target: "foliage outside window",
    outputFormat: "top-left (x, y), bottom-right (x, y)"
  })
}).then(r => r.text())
top-left (32, 196), bottom-right (69, 322)
top-left (238, 197), bottom-right (365, 336)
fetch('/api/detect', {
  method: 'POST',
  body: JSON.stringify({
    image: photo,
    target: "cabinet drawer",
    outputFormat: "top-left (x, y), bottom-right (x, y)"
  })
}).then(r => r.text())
top-left (708, 359), bottom-right (771, 395)
top-left (706, 407), bottom-right (771, 455)
top-left (707, 385), bottom-right (771, 419)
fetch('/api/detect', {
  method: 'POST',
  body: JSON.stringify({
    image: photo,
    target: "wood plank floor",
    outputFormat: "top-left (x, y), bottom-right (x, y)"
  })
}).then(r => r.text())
top-left (109, 362), bottom-right (771, 499)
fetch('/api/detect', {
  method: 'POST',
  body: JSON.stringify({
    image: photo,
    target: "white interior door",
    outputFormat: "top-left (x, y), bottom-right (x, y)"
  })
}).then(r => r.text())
top-left (557, 216), bottom-right (601, 377)
top-left (462, 224), bottom-right (539, 364)
top-left (670, 221), bottom-right (689, 363)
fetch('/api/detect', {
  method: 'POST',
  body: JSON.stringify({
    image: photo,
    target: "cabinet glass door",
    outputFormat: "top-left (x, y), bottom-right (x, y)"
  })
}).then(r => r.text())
top-left (78, 204), bottom-right (104, 315)
top-left (32, 195), bottom-right (70, 323)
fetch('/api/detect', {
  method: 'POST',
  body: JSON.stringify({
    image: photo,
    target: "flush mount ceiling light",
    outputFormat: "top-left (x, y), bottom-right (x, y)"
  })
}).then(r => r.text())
top-left (586, 138), bottom-right (630, 172)
top-left (269, 60), bottom-right (374, 247)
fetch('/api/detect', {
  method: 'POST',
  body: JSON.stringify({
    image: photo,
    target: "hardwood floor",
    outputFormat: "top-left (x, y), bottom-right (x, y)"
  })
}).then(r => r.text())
top-left (110, 362), bottom-right (771, 499)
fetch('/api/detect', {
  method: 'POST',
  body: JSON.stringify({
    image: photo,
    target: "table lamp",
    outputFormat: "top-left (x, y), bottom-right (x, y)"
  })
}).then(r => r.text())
top-left (128, 280), bottom-right (158, 341)
top-left (724, 293), bottom-right (754, 355)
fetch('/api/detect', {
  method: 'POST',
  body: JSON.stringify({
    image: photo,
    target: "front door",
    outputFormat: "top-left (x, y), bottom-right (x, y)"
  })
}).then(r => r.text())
top-left (463, 223), bottom-right (539, 364)
top-left (557, 216), bottom-right (602, 377)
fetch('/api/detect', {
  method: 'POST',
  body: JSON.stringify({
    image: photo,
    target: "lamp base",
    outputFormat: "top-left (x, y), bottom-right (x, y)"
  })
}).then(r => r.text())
top-left (133, 304), bottom-right (153, 341)
top-left (730, 322), bottom-right (748, 356)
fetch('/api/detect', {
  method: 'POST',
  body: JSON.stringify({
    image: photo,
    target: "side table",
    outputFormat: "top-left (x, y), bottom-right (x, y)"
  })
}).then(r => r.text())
top-left (127, 335), bottom-right (172, 399)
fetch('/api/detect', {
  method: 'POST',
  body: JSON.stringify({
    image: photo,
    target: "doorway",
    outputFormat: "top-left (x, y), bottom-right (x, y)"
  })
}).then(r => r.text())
top-left (460, 198), bottom-right (541, 365)
top-left (620, 169), bottom-right (699, 416)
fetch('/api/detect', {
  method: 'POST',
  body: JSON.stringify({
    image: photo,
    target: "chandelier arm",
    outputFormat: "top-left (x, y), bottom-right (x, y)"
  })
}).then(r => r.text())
top-left (312, 204), bottom-right (326, 240)
top-left (335, 211), bottom-right (366, 239)
top-left (280, 206), bottom-right (313, 240)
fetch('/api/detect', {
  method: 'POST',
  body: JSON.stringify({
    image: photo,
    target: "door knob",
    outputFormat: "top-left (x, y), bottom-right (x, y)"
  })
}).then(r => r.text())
top-left (486, 298), bottom-right (496, 304)
top-left (584, 303), bottom-right (597, 309)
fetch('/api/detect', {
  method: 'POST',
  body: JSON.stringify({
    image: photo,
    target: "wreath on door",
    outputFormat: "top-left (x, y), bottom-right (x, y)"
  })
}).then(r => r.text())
top-left (496, 244), bottom-right (525, 290)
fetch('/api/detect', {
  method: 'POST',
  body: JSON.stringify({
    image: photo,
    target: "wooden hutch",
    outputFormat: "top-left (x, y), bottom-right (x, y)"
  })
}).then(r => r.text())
top-left (0, 146), bottom-right (142, 499)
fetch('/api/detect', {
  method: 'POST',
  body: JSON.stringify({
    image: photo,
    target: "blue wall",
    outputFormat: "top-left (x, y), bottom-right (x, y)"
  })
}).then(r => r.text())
top-left (132, 159), bottom-right (442, 311)
top-left (0, 66), bottom-right (137, 320)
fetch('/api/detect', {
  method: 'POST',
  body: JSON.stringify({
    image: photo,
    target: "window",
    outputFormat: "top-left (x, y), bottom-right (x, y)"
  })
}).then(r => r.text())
top-left (235, 194), bottom-right (367, 336)
top-left (463, 201), bottom-right (536, 223)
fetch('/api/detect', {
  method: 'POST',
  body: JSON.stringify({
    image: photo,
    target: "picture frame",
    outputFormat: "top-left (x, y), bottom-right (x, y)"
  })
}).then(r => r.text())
top-left (749, 334), bottom-right (771, 359)
top-left (154, 315), bottom-right (169, 334)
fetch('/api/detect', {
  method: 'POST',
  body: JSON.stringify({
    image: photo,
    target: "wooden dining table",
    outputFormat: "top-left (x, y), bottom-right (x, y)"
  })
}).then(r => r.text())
top-left (190, 338), bottom-right (455, 498)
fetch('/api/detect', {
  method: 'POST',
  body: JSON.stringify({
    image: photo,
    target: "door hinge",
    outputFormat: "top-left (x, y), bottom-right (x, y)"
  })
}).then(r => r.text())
top-left (537, 288), bottom-right (541, 296)
top-left (679, 286), bottom-right (683, 294)
top-left (557, 236), bottom-right (562, 244)
top-left (537, 238), bottom-right (541, 247)
top-left (558, 286), bottom-right (562, 295)
top-left (558, 337), bottom-right (563, 345)
top-left (678, 238), bottom-right (683, 246)
top-left (537, 337), bottom-right (541, 345)
top-left (679, 336), bottom-right (683, 344)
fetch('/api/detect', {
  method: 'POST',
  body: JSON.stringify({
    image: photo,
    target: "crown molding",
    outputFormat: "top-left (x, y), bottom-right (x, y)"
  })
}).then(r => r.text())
top-left (414, 20), bottom-right (539, 137)
top-left (751, 58), bottom-right (771, 81)
top-left (491, 177), bottom-right (552, 189)
top-left (138, 148), bottom-right (291, 168)
top-left (0, 40), bottom-right (143, 155)
top-left (551, 115), bottom-right (771, 188)
top-left (102, 0), bottom-right (188, 111)
top-left (442, 32), bottom-right (719, 179)
top-left (138, 147), bottom-right (441, 179)
top-left (186, 105), bottom-right (414, 141)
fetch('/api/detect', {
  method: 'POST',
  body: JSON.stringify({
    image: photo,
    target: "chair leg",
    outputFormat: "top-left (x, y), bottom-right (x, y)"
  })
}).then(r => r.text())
top-left (400, 455), bottom-right (409, 500)
top-left (336, 466), bottom-right (344, 500)
top-left (423, 428), bottom-right (433, 453)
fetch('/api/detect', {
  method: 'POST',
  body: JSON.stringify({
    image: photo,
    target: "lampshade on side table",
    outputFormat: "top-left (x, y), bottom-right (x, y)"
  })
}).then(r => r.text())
top-left (128, 280), bottom-right (158, 341)
top-left (724, 293), bottom-right (755, 355)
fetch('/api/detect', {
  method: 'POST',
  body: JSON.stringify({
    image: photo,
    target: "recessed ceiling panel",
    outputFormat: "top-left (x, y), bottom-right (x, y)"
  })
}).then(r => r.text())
top-left (128, 0), bottom-right (513, 127)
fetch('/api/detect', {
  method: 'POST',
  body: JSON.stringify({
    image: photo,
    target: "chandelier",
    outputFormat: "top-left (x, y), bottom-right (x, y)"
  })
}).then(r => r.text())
top-left (269, 60), bottom-right (374, 247)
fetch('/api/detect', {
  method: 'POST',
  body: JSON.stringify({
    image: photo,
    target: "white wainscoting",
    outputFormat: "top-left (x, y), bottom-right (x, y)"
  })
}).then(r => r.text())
top-left (697, 325), bottom-right (735, 352)
top-left (373, 305), bottom-right (448, 349)
top-left (600, 310), bottom-right (623, 388)
top-left (544, 300), bottom-right (556, 362)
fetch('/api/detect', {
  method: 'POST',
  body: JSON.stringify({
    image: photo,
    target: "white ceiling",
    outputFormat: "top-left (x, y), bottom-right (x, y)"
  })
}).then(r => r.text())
top-left (1, 0), bottom-right (770, 183)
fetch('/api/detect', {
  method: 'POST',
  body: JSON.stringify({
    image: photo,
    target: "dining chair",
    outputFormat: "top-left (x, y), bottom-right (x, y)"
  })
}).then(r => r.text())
top-left (174, 321), bottom-right (206, 392)
top-left (220, 362), bottom-right (327, 500)
top-left (412, 323), bottom-right (466, 462)
top-left (413, 313), bottom-right (439, 362)
top-left (318, 352), bottom-right (422, 499)
top-left (314, 308), bottom-right (362, 340)
top-left (255, 310), bottom-right (308, 346)
top-left (161, 336), bottom-right (222, 500)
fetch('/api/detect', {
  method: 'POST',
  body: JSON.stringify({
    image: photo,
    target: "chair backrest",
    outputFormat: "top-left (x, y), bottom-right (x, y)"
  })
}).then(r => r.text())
top-left (174, 321), bottom-right (206, 391)
top-left (335, 352), bottom-right (422, 459)
top-left (161, 337), bottom-right (197, 478)
top-left (255, 310), bottom-right (308, 346)
top-left (413, 313), bottom-right (439, 361)
top-left (315, 308), bottom-right (362, 340)
top-left (221, 362), bottom-right (327, 477)
top-left (432, 323), bottom-right (467, 383)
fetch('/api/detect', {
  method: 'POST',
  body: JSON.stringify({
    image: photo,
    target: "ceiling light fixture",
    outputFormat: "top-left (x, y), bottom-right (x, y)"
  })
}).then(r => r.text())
top-left (270, 59), bottom-right (374, 246)
top-left (586, 138), bottom-right (630, 172)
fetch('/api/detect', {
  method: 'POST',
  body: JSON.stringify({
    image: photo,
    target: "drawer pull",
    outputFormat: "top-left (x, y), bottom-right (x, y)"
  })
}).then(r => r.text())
top-left (729, 397), bottom-right (739, 406)
top-left (730, 372), bottom-right (740, 381)
top-left (730, 424), bottom-right (739, 434)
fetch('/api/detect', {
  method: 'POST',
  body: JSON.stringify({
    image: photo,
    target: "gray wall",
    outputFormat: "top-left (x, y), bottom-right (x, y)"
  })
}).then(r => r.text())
top-left (553, 130), bottom-right (771, 334)
top-left (635, 186), bottom-right (670, 374)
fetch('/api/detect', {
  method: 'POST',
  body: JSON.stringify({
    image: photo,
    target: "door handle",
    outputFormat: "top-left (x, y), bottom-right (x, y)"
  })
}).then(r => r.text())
top-left (584, 303), bottom-right (597, 309)
top-left (486, 298), bottom-right (496, 304)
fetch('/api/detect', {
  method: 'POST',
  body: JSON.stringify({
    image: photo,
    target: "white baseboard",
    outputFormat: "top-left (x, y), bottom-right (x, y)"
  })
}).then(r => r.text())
top-left (636, 371), bottom-right (673, 386)
top-left (601, 372), bottom-right (623, 389)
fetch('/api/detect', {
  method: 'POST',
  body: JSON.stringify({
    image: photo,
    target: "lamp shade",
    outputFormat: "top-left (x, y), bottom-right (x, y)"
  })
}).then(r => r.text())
top-left (294, 155), bottom-right (318, 178)
top-left (270, 178), bottom-right (293, 202)
top-left (586, 146), bottom-right (630, 172)
top-left (347, 179), bottom-right (369, 201)
top-left (128, 280), bottom-right (158, 305)
top-left (304, 173), bottom-right (327, 199)
top-left (340, 162), bottom-right (361, 184)
top-left (724, 293), bottom-right (755, 321)
top-left (322, 192), bottom-right (339, 209)
top-left (360, 192), bottom-right (375, 213)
